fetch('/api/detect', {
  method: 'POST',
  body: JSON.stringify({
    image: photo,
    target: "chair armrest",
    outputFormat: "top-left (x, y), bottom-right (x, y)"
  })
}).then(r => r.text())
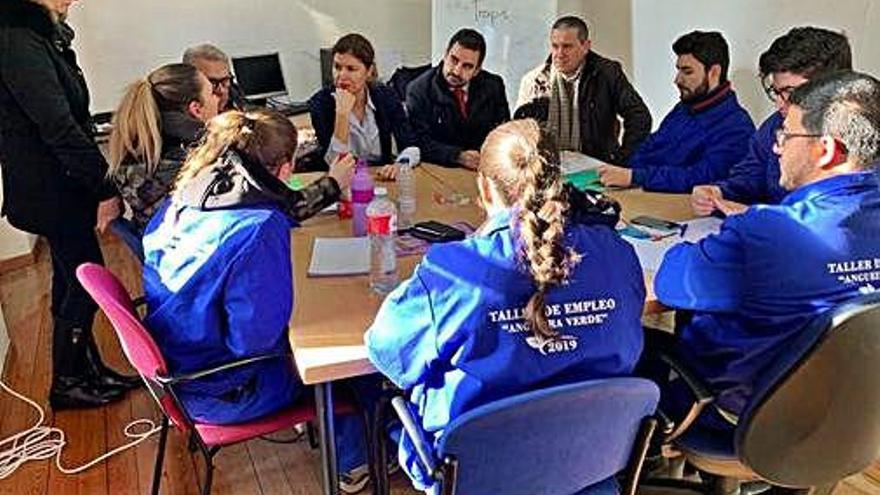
top-left (657, 350), bottom-right (716, 442)
top-left (390, 396), bottom-right (438, 478)
top-left (159, 353), bottom-right (291, 385)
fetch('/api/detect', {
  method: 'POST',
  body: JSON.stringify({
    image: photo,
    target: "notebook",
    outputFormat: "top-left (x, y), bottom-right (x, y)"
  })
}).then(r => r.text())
top-left (307, 237), bottom-right (370, 277)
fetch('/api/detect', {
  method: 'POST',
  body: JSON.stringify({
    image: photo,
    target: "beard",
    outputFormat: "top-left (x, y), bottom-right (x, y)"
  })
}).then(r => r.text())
top-left (678, 77), bottom-right (710, 104)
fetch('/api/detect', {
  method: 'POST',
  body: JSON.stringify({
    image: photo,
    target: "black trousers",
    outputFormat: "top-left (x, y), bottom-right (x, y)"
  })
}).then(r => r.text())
top-left (44, 220), bottom-right (104, 378)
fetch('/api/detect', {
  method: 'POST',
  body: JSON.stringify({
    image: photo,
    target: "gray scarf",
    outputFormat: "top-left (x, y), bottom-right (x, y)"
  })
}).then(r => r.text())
top-left (547, 68), bottom-right (581, 152)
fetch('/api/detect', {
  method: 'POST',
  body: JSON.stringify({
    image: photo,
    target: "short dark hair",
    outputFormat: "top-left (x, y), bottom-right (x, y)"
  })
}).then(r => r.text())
top-left (759, 27), bottom-right (852, 79)
top-left (447, 28), bottom-right (487, 66)
top-left (791, 71), bottom-right (880, 167)
top-left (332, 33), bottom-right (375, 69)
top-left (552, 16), bottom-right (589, 41)
top-left (672, 30), bottom-right (730, 83)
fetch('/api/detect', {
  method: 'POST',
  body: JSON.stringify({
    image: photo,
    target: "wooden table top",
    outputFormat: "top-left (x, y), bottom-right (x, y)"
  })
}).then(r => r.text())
top-left (288, 164), bottom-right (693, 384)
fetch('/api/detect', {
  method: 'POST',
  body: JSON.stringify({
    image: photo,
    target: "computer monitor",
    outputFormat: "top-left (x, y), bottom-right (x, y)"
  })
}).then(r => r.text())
top-left (231, 53), bottom-right (287, 100)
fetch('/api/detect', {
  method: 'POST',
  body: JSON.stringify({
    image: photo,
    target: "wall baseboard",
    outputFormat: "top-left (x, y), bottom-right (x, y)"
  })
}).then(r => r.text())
top-left (0, 237), bottom-right (43, 275)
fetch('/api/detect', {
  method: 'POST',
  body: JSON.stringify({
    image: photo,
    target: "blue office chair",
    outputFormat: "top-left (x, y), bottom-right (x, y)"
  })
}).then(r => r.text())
top-left (108, 217), bottom-right (144, 264)
top-left (649, 291), bottom-right (880, 494)
top-left (386, 378), bottom-right (660, 495)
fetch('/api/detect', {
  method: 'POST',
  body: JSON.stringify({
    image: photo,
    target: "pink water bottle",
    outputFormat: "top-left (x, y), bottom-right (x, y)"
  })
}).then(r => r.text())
top-left (351, 159), bottom-right (374, 237)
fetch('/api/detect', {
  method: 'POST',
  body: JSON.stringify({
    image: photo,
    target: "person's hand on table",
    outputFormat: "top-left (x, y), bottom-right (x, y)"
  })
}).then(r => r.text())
top-left (598, 164), bottom-right (633, 188)
top-left (377, 164), bottom-right (398, 181)
top-left (328, 153), bottom-right (356, 193)
top-left (712, 196), bottom-right (747, 216)
top-left (691, 185), bottom-right (722, 216)
top-left (457, 150), bottom-right (480, 171)
top-left (96, 196), bottom-right (122, 234)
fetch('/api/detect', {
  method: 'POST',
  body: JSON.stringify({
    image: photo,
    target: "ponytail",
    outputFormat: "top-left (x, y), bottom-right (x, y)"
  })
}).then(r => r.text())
top-left (108, 79), bottom-right (161, 177)
top-left (480, 119), bottom-right (581, 341)
top-left (173, 109), bottom-right (298, 198)
top-left (108, 63), bottom-right (206, 178)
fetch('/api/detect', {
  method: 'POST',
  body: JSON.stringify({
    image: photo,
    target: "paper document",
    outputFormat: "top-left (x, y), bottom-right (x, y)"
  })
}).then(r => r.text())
top-left (308, 237), bottom-right (370, 277)
top-left (560, 151), bottom-right (609, 175)
top-left (622, 217), bottom-right (724, 272)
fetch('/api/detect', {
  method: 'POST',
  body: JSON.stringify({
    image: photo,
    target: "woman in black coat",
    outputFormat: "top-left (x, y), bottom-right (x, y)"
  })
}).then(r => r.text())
top-left (308, 33), bottom-right (415, 179)
top-left (0, 0), bottom-right (139, 409)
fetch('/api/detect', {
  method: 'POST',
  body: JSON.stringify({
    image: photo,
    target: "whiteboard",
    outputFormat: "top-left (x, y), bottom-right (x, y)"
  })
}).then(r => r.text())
top-left (431, 0), bottom-right (557, 112)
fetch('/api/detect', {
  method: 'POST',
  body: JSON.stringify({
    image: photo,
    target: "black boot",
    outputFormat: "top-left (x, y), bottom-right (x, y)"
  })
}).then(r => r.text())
top-left (50, 322), bottom-right (127, 410)
top-left (84, 331), bottom-right (142, 391)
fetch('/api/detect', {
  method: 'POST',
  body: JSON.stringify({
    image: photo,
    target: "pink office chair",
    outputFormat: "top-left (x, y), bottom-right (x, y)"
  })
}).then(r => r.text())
top-left (76, 263), bottom-right (360, 495)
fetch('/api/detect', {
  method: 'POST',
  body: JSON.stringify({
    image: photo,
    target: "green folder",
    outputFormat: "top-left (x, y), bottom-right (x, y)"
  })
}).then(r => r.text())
top-left (565, 169), bottom-right (604, 192)
top-left (286, 176), bottom-right (305, 191)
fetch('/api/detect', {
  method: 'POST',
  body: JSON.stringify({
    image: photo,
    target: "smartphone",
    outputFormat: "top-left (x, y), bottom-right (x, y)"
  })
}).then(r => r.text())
top-left (409, 221), bottom-right (466, 243)
top-left (630, 215), bottom-right (682, 233)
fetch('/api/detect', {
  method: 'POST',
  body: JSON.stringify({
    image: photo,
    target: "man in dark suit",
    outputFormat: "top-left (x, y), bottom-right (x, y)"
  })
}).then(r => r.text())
top-left (406, 28), bottom-right (509, 169)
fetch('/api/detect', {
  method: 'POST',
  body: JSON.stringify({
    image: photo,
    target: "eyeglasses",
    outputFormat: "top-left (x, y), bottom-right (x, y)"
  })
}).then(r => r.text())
top-left (762, 79), bottom-right (798, 103)
top-left (208, 75), bottom-right (233, 92)
top-left (774, 128), bottom-right (822, 147)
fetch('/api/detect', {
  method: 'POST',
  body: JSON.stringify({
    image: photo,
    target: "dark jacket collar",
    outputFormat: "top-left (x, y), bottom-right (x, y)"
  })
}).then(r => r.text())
top-left (688, 81), bottom-right (733, 113)
top-left (482, 186), bottom-right (621, 236)
top-left (176, 151), bottom-right (298, 219)
top-left (160, 111), bottom-right (204, 150)
top-left (0, 0), bottom-right (59, 40)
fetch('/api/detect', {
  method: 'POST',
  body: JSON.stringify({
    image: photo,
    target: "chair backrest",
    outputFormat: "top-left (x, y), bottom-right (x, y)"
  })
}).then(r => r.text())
top-left (76, 263), bottom-right (191, 430)
top-left (737, 291), bottom-right (880, 487)
top-left (437, 377), bottom-right (660, 495)
top-left (388, 64), bottom-right (432, 104)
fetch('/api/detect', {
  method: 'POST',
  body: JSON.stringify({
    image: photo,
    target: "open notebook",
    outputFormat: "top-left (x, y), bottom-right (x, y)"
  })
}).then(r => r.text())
top-left (307, 237), bottom-right (370, 277)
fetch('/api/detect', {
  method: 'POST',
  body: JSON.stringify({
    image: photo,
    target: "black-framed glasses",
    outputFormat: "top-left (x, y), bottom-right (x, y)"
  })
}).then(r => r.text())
top-left (775, 128), bottom-right (822, 147)
top-left (762, 79), bottom-right (798, 103)
top-left (208, 75), bottom-right (233, 92)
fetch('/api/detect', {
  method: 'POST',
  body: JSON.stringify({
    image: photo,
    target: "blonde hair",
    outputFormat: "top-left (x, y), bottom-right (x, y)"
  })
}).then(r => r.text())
top-left (173, 109), bottom-right (297, 198)
top-left (479, 119), bottom-right (580, 340)
top-left (108, 63), bottom-right (205, 178)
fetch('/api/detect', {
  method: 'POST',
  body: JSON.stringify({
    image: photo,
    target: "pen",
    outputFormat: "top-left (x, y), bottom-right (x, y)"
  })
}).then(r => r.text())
top-left (679, 223), bottom-right (688, 238)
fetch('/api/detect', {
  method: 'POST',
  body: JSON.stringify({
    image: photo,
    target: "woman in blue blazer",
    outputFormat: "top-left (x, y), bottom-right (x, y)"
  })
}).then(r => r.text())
top-left (309, 33), bottom-right (414, 177)
top-left (365, 119), bottom-right (646, 491)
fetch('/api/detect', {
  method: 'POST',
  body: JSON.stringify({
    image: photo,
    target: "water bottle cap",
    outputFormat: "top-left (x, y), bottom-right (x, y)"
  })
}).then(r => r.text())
top-left (374, 187), bottom-right (388, 196)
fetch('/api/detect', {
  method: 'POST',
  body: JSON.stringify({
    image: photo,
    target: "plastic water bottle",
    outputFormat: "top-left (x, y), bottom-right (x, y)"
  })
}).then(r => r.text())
top-left (351, 159), bottom-right (374, 237)
top-left (367, 187), bottom-right (398, 294)
top-left (396, 157), bottom-right (416, 230)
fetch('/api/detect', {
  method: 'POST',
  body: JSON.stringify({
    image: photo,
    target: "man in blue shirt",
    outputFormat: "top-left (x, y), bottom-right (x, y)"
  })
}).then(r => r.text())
top-left (599, 31), bottom-right (754, 193)
top-left (654, 71), bottom-right (880, 422)
top-left (691, 27), bottom-right (852, 215)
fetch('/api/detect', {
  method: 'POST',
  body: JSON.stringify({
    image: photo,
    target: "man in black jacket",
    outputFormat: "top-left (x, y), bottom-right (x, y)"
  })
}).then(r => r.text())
top-left (406, 28), bottom-right (509, 169)
top-left (515, 16), bottom-right (652, 165)
top-left (0, 0), bottom-right (138, 409)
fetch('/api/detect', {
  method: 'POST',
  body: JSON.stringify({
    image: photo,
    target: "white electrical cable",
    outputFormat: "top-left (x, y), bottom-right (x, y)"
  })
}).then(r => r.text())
top-left (0, 379), bottom-right (161, 479)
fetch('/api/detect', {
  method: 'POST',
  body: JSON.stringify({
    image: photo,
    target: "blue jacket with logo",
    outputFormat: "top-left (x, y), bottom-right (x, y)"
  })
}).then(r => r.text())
top-left (143, 152), bottom-right (339, 425)
top-left (629, 84), bottom-right (755, 193)
top-left (655, 171), bottom-right (880, 415)
top-left (715, 112), bottom-right (788, 205)
top-left (366, 203), bottom-right (645, 489)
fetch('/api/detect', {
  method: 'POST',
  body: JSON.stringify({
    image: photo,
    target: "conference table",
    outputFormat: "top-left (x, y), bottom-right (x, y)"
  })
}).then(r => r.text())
top-left (287, 164), bottom-right (694, 495)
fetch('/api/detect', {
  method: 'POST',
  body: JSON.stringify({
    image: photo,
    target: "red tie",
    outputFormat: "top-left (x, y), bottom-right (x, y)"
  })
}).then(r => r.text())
top-left (453, 87), bottom-right (467, 118)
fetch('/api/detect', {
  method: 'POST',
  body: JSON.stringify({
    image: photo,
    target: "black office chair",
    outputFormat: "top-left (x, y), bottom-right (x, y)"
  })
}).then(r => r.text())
top-left (647, 291), bottom-right (880, 494)
top-left (387, 64), bottom-right (432, 107)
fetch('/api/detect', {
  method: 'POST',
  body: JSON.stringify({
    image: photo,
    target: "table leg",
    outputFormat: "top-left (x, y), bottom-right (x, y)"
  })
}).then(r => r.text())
top-left (316, 382), bottom-right (339, 495)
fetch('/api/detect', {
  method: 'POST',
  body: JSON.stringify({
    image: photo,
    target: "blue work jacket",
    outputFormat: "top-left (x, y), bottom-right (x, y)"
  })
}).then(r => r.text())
top-left (366, 208), bottom-right (645, 489)
top-left (655, 170), bottom-right (880, 415)
top-left (629, 84), bottom-right (755, 193)
top-left (715, 112), bottom-right (788, 205)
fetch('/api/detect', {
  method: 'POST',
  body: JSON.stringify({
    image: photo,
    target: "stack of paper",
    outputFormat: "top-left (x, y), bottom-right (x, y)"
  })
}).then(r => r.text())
top-left (622, 217), bottom-right (723, 272)
top-left (308, 237), bottom-right (370, 277)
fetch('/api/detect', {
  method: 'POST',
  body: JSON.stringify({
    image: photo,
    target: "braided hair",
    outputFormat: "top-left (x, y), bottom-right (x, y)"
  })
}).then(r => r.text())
top-left (479, 119), bottom-right (581, 340)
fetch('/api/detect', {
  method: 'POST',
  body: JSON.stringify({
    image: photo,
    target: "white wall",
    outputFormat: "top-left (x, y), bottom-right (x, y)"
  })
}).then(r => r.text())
top-left (67, 0), bottom-right (432, 113)
top-left (631, 0), bottom-right (880, 128)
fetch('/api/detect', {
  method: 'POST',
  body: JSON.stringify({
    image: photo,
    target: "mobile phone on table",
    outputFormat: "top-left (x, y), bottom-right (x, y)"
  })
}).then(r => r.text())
top-left (409, 221), bottom-right (466, 243)
top-left (630, 215), bottom-right (681, 233)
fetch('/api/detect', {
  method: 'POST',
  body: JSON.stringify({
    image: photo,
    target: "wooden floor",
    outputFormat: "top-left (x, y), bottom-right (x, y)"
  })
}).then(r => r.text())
top-left (0, 236), bottom-right (877, 495)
